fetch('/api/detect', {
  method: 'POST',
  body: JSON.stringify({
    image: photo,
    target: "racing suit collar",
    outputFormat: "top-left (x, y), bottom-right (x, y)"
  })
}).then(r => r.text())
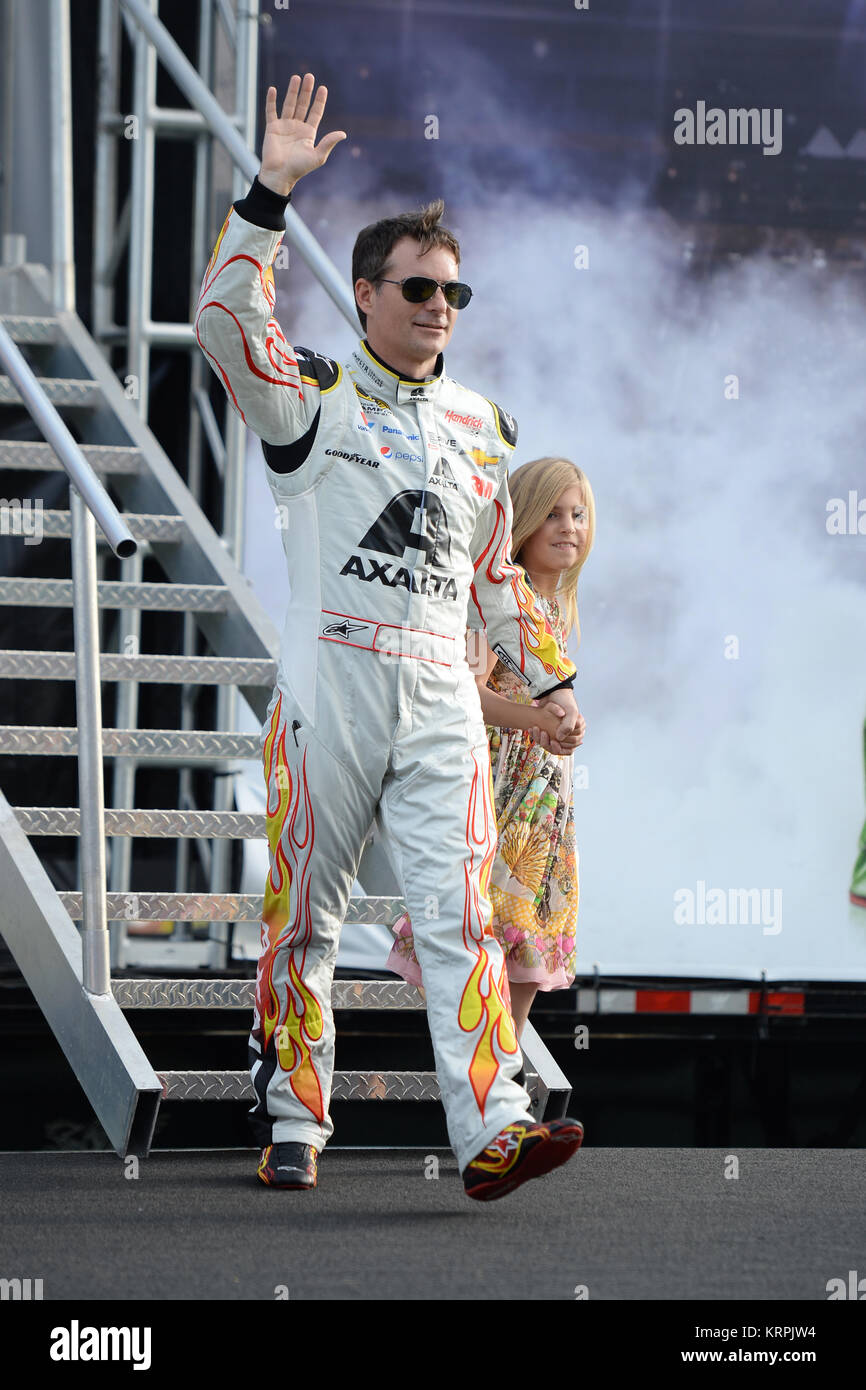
top-left (349, 338), bottom-right (445, 406)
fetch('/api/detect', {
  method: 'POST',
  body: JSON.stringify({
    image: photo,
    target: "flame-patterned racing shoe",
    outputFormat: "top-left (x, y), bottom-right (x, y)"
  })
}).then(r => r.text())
top-left (462, 1117), bottom-right (584, 1201)
top-left (256, 1142), bottom-right (318, 1190)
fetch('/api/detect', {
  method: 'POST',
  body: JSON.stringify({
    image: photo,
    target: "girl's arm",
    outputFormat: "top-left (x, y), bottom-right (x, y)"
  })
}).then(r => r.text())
top-left (465, 630), bottom-right (572, 738)
top-left (479, 686), bottom-right (563, 734)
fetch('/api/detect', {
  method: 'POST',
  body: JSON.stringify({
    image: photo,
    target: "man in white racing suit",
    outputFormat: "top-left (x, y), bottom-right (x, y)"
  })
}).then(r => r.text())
top-left (195, 75), bottom-right (585, 1199)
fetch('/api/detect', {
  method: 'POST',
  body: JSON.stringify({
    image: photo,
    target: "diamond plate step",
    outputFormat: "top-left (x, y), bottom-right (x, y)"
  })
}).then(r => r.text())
top-left (112, 978), bottom-right (424, 1009)
top-left (0, 578), bottom-right (232, 610)
top-left (0, 376), bottom-right (101, 407)
top-left (14, 807), bottom-right (265, 837)
top-left (0, 725), bottom-right (260, 760)
top-left (0, 651), bottom-right (276, 685)
top-left (157, 1070), bottom-right (441, 1101)
top-left (35, 510), bottom-right (186, 543)
top-left (0, 314), bottom-right (61, 344)
top-left (0, 442), bottom-right (144, 473)
top-left (62, 893), bottom-right (267, 922)
top-left (60, 894), bottom-right (404, 923)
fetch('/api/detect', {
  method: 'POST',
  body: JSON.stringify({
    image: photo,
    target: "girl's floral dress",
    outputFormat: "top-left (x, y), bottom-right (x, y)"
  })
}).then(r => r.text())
top-left (385, 581), bottom-right (578, 991)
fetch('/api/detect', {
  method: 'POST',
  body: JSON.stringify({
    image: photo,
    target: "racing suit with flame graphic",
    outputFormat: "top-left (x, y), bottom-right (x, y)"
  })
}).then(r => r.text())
top-left (194, 177), bottom-right (577, 1170)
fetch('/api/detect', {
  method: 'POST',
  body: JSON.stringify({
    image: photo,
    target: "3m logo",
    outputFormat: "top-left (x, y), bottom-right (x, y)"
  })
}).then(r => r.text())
top-left (358, 490), bottom-right (452, 568)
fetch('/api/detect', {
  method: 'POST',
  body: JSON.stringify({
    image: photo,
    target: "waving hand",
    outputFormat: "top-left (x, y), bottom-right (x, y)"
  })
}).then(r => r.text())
top-left (258, 74), bottom-right (347, 196)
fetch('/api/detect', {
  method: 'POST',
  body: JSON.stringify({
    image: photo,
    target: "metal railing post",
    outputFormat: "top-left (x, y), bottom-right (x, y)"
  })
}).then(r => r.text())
top-left (93, 0), bottom-right (122, 351)
top-left (69, 486), bottom-right (111, 995)
top-left (208, 0), bottom-right (260, 944)
top-left (128, 0), bottom-right (157, 416)
top-left (117, 0), bottom-right (359, 328)
top-left (49, 0), bottom-right (76, 313)
top-left (176, 0), bottom-right (219, 901)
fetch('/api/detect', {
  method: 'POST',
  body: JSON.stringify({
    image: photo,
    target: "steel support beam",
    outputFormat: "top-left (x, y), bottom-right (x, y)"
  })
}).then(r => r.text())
top-left (0, 789), bottom-right (162, 1157)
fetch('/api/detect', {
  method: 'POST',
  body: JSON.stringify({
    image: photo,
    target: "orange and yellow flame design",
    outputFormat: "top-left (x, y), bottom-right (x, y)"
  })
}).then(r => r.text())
top-left (458, 747), bottom-right (519, 1120)
top-left (254, 692), bottom-right (325, 1122)
top-left (203, 209), bottom-right (232, 280)
top-left (471, 498), bottom-right (576, 684)
top-left (195, 211), bottom-right (304, 425)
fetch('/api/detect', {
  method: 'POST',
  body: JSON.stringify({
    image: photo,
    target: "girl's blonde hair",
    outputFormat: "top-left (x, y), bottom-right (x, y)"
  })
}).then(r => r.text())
top-left (508, 456), bottom-right (596, 644)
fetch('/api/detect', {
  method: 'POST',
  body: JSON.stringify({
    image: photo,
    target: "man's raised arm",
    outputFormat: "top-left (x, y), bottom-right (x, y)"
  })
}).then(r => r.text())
top-left (194, 75), bottom-right (346, 447)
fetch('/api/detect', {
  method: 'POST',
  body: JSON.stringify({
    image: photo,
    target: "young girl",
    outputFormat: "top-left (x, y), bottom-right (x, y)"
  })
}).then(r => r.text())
top-left (385, 455), bottom-right (596, 1039)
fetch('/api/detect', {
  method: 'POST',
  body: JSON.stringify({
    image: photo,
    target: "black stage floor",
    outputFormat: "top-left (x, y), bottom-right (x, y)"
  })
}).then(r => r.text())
top-left (1, 1147), bottom-right (863, 1300)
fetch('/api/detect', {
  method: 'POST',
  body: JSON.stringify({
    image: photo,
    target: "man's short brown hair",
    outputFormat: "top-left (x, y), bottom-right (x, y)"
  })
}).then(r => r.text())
top-left (351, 199), bottom-right (461, 332)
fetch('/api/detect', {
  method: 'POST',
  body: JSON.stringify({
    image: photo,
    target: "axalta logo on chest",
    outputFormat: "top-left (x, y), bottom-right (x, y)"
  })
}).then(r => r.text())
top-left (339, 490), bottom-right (459, 601)
top-left (339, 554), bottom-right (458, 600)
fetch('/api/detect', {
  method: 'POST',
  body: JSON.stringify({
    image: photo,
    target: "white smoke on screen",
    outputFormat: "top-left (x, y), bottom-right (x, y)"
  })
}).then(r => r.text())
top-left (239, 173), bottom-right (866, 979)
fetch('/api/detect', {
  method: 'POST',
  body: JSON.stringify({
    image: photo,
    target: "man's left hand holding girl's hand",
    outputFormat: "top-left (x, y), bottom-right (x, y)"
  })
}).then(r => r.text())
top-left (529, 689), bottom-right (585, 756)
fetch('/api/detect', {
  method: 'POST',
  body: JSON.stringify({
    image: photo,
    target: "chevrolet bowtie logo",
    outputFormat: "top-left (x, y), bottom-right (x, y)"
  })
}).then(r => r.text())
top-left (468, 447), bottom-right (502, 468)
top-left (322, 619), bottom-right (370, 639)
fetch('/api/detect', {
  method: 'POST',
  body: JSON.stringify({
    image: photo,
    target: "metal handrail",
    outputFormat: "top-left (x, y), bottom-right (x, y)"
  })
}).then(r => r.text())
top-left (117, 0), bottom-right (359, 329)
top-left (0, 322), bottom-right (136, 558)
top-left (0, 316), bottom-right (136, 996)
top-left (70, 488), bottom-right (112, 995)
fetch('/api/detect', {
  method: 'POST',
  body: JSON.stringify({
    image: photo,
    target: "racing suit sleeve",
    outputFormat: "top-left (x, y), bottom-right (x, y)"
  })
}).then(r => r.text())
top-left (468, 465), bottom-right (577, 701)
top-left (194, 177), bottom-right (323, 452)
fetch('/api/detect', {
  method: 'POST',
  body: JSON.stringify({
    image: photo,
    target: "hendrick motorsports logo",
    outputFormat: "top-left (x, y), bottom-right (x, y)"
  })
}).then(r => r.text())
top-left (444, 408), bottom-right (483, 430)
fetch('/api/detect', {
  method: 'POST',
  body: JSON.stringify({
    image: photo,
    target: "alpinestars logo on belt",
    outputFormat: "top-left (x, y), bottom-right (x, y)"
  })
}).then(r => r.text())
top-left (340, 490), bottom-right (458, 600)
top-left (322, 620), bottom-right (370, 639)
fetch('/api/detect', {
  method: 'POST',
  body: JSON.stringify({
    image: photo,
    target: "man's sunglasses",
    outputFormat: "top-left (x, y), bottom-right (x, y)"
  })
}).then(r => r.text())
top-left (376, 275), bottom-right (473, 310)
